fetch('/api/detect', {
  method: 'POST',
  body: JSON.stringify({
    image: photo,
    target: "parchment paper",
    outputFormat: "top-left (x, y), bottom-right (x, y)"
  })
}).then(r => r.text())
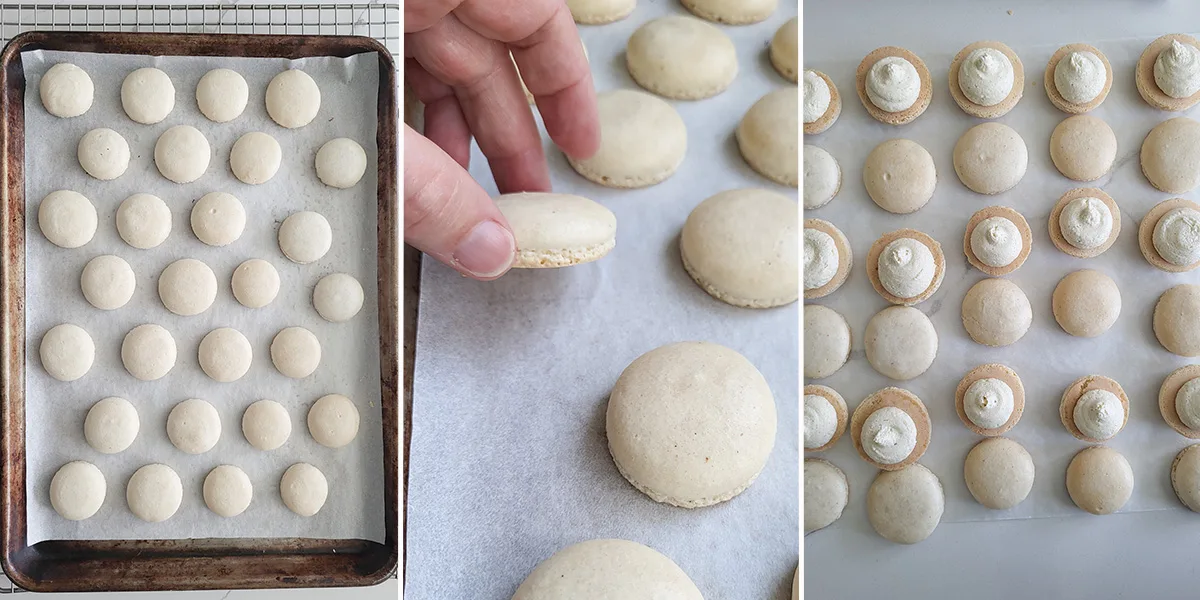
top-left (806, 33), bottom-right (1200, 531)
top-left (406, 2), bottom-right (799, 598)
top-left (23, 49), bottom-right (385, 543)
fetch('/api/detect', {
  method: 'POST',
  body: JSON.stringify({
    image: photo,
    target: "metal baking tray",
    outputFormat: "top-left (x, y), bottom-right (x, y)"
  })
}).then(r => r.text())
top-left (0, 31), bottom-right (398, 592)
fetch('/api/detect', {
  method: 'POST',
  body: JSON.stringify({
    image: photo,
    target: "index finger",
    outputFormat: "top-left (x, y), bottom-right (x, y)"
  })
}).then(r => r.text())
top-left (458, 0), bottom-right (601, 160)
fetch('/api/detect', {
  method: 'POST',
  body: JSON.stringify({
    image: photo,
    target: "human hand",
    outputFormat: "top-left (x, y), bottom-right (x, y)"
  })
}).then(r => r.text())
top-left (404, 0), bottom-right (600, 280)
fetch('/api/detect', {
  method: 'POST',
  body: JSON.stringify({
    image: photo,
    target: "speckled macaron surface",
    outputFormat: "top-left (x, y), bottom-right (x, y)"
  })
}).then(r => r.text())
top-left (737, 88), bottom-right (799, 186)
top-left (953, 122), bottom-right (1028, 195)
top-left (495, 193), bottom-right (617, 268)
top-left (567, 89), bottom-right (687, 188)
top-left (1142, 117), bottom-right (1200, 194)
top-left (866, 463), bottom-right (944, 544)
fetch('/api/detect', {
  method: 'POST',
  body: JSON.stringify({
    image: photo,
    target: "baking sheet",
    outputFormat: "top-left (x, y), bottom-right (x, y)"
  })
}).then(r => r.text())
top-left (405, 1), bottom-right (800, 598)
top-left (22, 48), bottom-right (384, 543)
top-left (805, 33), bottom-right (1200, 530)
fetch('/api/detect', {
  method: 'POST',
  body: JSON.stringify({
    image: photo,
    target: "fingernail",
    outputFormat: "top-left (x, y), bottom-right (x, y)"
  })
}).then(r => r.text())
top-left (453, 221), bottom-right (515, 278)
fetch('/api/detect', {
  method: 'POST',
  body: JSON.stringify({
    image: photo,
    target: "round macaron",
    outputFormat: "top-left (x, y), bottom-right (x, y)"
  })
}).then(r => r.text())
top-left (495, 193), bottom-right (616, 268)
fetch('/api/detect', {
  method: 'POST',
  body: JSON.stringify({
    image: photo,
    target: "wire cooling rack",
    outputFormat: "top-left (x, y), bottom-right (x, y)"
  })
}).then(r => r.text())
top-left (0, 3), bottom-right (400, 57)
top-left (0, 3), bottom-right (400, 592)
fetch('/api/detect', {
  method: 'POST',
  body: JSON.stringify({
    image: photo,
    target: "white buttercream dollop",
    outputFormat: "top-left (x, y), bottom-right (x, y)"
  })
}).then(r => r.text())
top-left (861, 406), bottom-right (917, 465)
top-left (1054, 51), bottom-right (1106, 104)
top-left (963, 378), bottom-right (1015, 430)
top-left (1059, 197), bottom-right (1113, 250)
top-left (970, 216), bottom-right (1022, 268)
top-left (1154, 207), bottom-right (1200, 266)
top-left (1176, 378), bottom-right (1200, 430)
top-left (1155, 39), bottom-right (1200, 99)
top-left (803, 70), bottom-right (831, 123)
top-left (803, 228), bottom-right (838, 290)
top-left (866, 56), bottom-right (920, 113)
top-left (878, 237), bottom-right (934, 298)
top-left (804, 394), bottom-right (837, 449)
top-left (958, 47), bottom-right (1014, 106)
top-left (1073, 389), bottom-right (1124, 440)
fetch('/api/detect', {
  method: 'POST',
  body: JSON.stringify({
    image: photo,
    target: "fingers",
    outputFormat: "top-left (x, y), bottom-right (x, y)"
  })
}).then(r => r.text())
top-left (458, 0), bottom-right (601, 159)
top-left (404, 125), bottom-right (516, 280)
top-left (408, 12), bottom-right (551, 194)
top-left (404, 0), bottom-right (463, 33)
top-left (406, 59), bottom-right (472, 168)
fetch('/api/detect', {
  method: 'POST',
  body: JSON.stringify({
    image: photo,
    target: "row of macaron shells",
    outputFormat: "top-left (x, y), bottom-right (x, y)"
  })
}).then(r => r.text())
top-left (804, 33), bottom-right (1200, 133)
top-left (39, 62), bottom-right (366, 523)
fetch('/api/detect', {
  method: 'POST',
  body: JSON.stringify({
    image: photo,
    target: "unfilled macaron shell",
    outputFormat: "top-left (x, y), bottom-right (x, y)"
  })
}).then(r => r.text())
top-left (511, 539), bottom-right (704, 600)
top-left (625, 16), bottom-right (737, 100)
top-left (566, 0), bottom-right (635, 24)
top-left (1142, 117), bottom-right (1200, 194)
top-left (961, 278), bottom-right (1032, 346)
top-left (1052, 269), bottom-right (1121, 337)
top-left (770, 18), bottom-right (798, 82)
top-left (39, 190), bottom-right (96, 248)
top-left (50, 461), bottom-right (105, 520)
top-left (803, 145), bottom-right (840, 209)
top-left (954, 122), bottom-right (1028, 194)
top-left (964, 437), bottom-right (1034, 509)
top-left (566, 89), bottom-right (686, 188)
top-left (737, 88), bottom-right (799, 186)
top-left (863, 139), bottom-right (936, 214)
top-left (804, 458), bottom-right (848, 533)
top-left (679, 0), bottom-right (776, 24)
top-left (804, 304), bottom-right (851, 379)
top-left (1155, 284), bottom-right (1200, 356)
top-left (606, 341), bottom-right (776, 508)
top-left (1050, 115), bottom-right (1117, 181)
top-left (1173, 444), bottom-right (1200, 512)
top-left (681, 189), bottom-right (798, 307)
top-left (1066, 446), bottom-right (1133, 515)
top-left (494, 192), bottom-right (616, 268)
top-left (864, 306), bottom-right (937, 380)
top-left (867, 463), bottom-right (944, 544)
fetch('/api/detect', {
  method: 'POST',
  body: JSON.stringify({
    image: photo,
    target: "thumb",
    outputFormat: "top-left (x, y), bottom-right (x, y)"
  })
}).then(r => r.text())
top-left (404, 125), bottom-right (516, 280)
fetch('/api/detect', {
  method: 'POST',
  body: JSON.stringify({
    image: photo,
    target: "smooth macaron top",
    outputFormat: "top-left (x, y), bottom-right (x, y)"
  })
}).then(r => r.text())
top-left (495, 192), bottom-right (616, 268)
top-left (680, 188), bottom-right (799, 307)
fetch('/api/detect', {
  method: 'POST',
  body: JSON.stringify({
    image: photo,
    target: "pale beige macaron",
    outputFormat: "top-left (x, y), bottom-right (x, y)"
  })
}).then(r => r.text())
top-left (963, 206), bottom-right (1032, 275)
top-left (1052, 269), bottom-right (1121, 338)
top-left (804, 304), bottom-right (850, 380)
top-left (866, 463), bottom-right (944, 544)
top-left (680, 0), bottom-right (775, 24)
top-left (1059, 374), bottom-right (1129, 443)
top-left (512, 539), bottom-right (703, 600)
top-left (803, 70), bottom-right (840, 135)
top-left (568, 89), bottom-right (686, 188)
top-left (803, 145), bottom-right (841, 209)
top-left (804, 385), bottom-right (847, 452)
top-left (1136, 34), bottom-right (1200, 111)
top-left (495, 193), bottom-right (616, 268)
top-left (1045, 43), bottom-right (1113, 113)
top-left (1159, 365), bottom-right (1200, 439)
top-left (1048, 187), bottom-right (1121, 258)
top-left (864, 306), bottom-right (938, 381)
top-left (804, 458), bottom-right (848, 534)
top-left (948, 41), bottom-right (1024, 118)
top-left (1139, 198), bottom-right (1200, 272)
top-left (626, 16), bottom-right (737, 100)
top-left (1155, 284), bottom-right (1200, 356)
top-left (954, 363), bottom-right (1025, 436)
top-left (862, 139), bottom-right (936, 214)
top-left (953, 122), bottom-right (1028, 194)
top-left (566, 0), bottom-right (635, 24)
top-left (1172, 444), bottom-right (1200, 512)
top-left (866, 229), bottom-right (945, 306)
top-left (606, 341), bottom-right (776, 508)
top-left (850, 387), bottom-right (932, 471)
top-left (803, 218), bottom-right (851, 300)
top-left (1066, 446), bottom-right (1133, 515)
top-left (737, 88), bottom-right (798, 186)
top-left (682, 189), bottom-right (798, 307)
top-left (1142, 117), bottom-right (1200, 194)
top-left (770, 18), bottom-right (798, 83)
top-left (961, 278), bottom-right (1032, 347)
top-left (855, 46), bottom-right (933, 126)
top-left (964, 437), bottom-right (1034, 510)
top-left (1050, 115), bottom-right (1117, 181)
